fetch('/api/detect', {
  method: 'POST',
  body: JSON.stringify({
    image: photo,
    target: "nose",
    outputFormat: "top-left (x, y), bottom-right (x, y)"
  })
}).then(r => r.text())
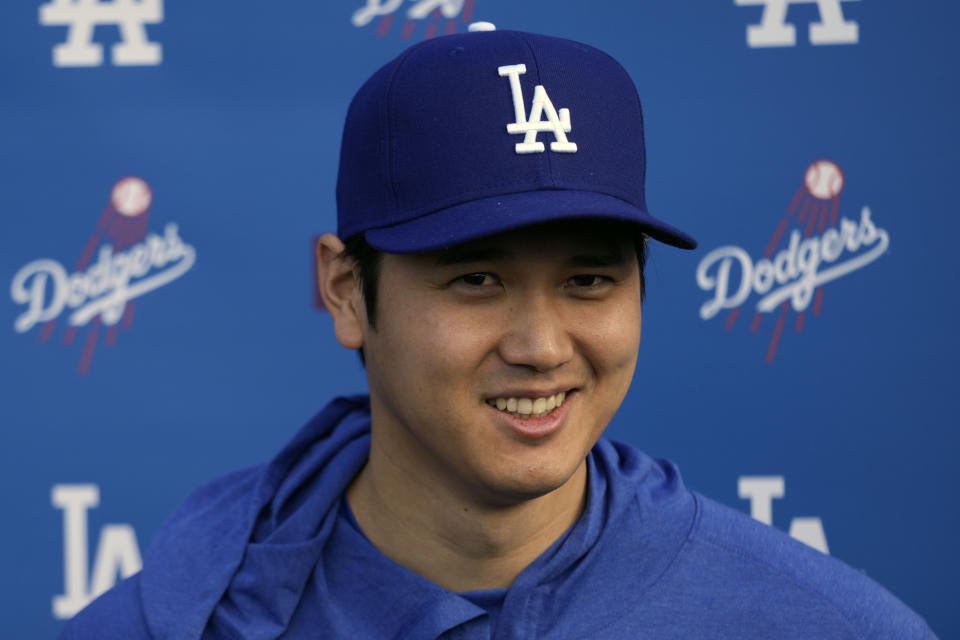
top-left (497, 293), bottom-right (574, 372)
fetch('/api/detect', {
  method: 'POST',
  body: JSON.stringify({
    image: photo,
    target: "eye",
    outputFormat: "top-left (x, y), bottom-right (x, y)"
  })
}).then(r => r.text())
top-left (455, 272), bottom-right (501, 287)
top-left (567, 274), bottom-right (610, 288)
top-left (564, 274), bottom-right (616, 298)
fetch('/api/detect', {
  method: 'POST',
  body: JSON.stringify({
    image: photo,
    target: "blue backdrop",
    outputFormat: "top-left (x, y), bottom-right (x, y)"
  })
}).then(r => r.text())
top-left (2, 1), bottom-right (956, 637)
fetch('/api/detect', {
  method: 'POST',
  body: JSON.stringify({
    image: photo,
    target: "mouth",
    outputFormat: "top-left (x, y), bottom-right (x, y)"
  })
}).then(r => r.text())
top-left (485, 390), bottom-right (571, 419)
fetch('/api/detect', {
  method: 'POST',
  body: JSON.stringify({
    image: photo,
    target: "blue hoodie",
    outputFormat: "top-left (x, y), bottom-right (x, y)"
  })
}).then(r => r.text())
top-left (61, 396), bottom-right (936, 639)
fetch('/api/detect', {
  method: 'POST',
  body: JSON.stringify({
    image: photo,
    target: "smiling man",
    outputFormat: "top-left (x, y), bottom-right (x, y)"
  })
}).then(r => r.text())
top-left (62, 24), bottom-right (935, 640)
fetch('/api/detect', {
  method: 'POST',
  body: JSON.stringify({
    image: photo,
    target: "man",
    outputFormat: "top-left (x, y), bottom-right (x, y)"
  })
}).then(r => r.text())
top-left (62, 24), bottom-right (936, 639)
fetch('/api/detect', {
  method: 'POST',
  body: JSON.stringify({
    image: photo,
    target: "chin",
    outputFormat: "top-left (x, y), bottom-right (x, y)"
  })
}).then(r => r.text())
top-left (480, 462), bottom-right (583, 506)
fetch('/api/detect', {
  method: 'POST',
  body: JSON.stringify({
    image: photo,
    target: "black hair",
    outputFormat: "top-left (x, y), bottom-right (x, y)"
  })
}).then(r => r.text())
top-left (341, 233), bottom-right (384, 330)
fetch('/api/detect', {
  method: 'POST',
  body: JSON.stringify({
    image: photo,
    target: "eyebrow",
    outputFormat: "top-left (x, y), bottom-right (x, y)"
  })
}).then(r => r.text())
top-left (563, 250), bottom-right (629, 268)
top-left (433, 247), bottom-right (629, 268)
top-left (433, 247), bottom-right (512, 266)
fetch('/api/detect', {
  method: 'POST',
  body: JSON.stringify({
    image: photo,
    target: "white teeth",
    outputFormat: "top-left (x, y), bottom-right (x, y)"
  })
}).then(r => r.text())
top-left (488, 391), bottom-right (569, 418)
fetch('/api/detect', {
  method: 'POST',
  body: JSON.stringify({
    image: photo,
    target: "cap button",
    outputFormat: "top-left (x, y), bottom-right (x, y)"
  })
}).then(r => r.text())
top-left (467, 22), bottom-right (496, 32)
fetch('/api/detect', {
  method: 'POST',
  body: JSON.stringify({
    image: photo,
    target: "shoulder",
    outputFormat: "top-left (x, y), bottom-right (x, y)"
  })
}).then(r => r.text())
top-left (60, 466), bottom-right (267, 640)
top-left (682, 492), bottom-right (936, 639)
top-left (152, 465), bottom-right (264, 538)
top-left (136, 465), bottom-right (268, 637)
top-left (59, 574), bottom-right (151, 639)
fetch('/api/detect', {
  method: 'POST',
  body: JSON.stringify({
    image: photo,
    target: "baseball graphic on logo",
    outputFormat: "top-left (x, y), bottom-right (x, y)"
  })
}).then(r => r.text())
top-left (111, 176), bottom-right (153, 217)
top-left (804, 160), bottom-right (845, 201)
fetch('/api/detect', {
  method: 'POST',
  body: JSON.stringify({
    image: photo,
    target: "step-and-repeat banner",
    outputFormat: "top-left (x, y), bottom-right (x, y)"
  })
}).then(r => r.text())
top-left (2, 1), bottom-right (957, 637)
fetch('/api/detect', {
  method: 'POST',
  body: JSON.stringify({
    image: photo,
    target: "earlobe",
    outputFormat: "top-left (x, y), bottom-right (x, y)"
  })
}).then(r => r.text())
top-left (316, 234), bottom-right (366, 350)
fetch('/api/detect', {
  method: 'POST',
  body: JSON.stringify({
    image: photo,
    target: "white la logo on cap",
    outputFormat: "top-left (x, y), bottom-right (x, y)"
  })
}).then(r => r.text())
top-left (498, 64), bottom-right (577, 154)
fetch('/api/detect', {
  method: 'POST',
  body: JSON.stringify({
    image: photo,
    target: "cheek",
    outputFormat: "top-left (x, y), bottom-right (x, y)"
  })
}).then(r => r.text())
top-left (574, 300), bottom-right (642, 376)
top-left (373, 291), bottom-right (497, 388)
top-left (420, 307), bottom-right (504, 380)
top-left (574, 302), bottom-right (641, 440)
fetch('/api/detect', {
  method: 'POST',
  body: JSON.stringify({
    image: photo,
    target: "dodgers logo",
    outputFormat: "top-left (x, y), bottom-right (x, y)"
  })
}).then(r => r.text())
top-left (499, 64), bottom-right (577, 155)
top-left (352, 0), bottom-right (478, 40)
top-left (39, 0), bottom-right (163, 67)
top-left (734, 0), bottom-right (859, 47)
top-left (696, 160), bottom-right (889, 363)
top-left (9, 177), bottom-right (196, 375)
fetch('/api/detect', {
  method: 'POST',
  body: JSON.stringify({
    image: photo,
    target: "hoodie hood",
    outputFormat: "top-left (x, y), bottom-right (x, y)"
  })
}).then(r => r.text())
top-left (140, 395), bottom-right (373, 639)
top-left (137, 395), bottom-right (694, 639)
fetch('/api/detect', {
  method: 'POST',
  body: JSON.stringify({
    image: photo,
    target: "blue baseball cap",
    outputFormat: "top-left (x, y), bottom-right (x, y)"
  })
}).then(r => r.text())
top-left (336, 25), bottom-right (697, 253)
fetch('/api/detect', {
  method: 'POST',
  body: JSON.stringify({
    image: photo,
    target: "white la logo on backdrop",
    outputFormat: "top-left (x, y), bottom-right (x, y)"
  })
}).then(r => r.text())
top-left (52, 485), bottom-right (142, 618)
top-left (498, 64), bottom-right (577, 155)
top-left (739, 476), bottom-right (829, 553)
top-left (39, 0), bottom-right (163, 67)
top-left (734, 0), bottom-right (859, 47)
top-left (352, 0), bottom-right (465, 27)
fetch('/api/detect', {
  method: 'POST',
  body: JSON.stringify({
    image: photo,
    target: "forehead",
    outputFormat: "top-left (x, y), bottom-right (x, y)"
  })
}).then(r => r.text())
top-left (415, 219), bottom-right (639, 266)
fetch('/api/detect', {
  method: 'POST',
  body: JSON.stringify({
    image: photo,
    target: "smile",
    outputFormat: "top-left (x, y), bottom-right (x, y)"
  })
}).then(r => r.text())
top-left (486, 391), bottom-right (567, 419)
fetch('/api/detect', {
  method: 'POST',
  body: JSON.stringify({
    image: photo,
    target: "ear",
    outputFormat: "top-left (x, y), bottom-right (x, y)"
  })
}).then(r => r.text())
top-left (316, 233), bottom-right (366, 350)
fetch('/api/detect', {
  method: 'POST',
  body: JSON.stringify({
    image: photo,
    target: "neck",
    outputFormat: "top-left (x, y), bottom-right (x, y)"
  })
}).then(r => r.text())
top-left (346, 433), bottom-right (588, 593)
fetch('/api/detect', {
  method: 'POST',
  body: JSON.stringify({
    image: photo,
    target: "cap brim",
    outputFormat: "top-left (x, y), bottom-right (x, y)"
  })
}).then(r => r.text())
top-left (364, 189), bottom-right (697, 254)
